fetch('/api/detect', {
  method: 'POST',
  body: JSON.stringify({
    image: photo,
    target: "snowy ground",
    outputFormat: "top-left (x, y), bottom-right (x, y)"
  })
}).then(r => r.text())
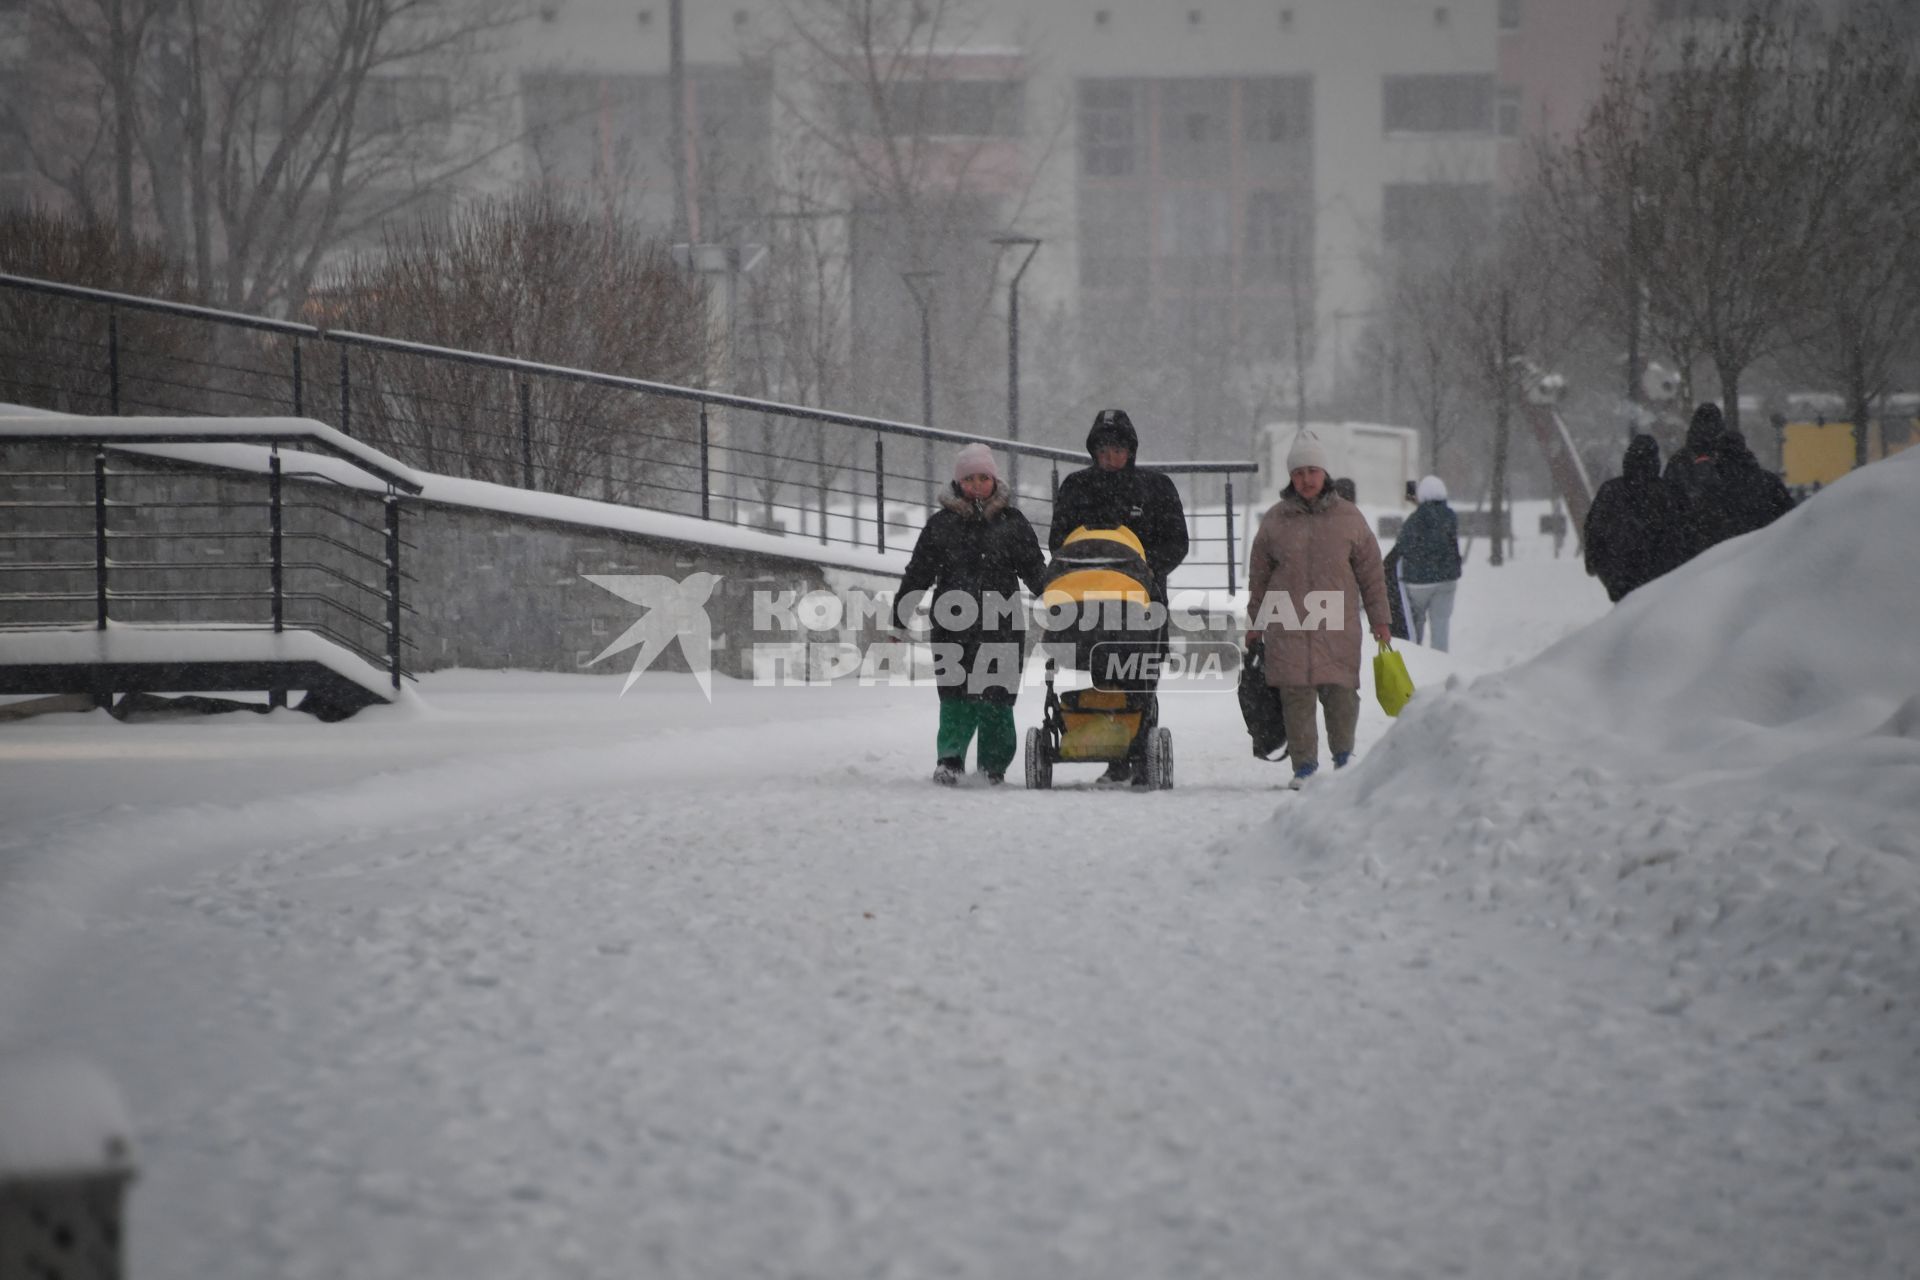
top-left (2, 473), bottom-right (1916, 1280)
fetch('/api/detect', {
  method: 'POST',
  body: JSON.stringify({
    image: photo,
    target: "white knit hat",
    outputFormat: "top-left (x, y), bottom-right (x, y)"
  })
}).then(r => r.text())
top-left (1416, 474), bottom-right (1448, 503)
top-left (1285, 430), bottom-right (1330, 473)
top-left (952, 442), bottom-right (998, 483)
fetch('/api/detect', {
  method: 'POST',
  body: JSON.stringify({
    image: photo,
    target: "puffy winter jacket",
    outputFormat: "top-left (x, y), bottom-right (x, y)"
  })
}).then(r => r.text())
top-left (895, 481), bottom-right (1047, 704)
top-left (1584, 435), bottom-right (1685, 602)
top-left (1393, 500), bottom-right (1462, 584)
top-left (1047, 413), bottom-right (1189, 598)
top-left (1247, 487), bottom-right (1391, 690)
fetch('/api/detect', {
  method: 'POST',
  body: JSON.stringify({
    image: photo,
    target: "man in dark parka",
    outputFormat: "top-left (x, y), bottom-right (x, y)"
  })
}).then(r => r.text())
top-left (1584, 434), bottom-right (1686, 602)
top-left (1047, 409), bottom-right (1189, 784)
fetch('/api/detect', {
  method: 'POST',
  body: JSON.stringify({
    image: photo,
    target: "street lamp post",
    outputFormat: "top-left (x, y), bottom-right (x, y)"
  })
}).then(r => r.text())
top-left (991, 234), bottom-right (1041, 497)
top-left (901, 269), bottom-right (940, 507)
top-left (672, 242), bottom-right (768, 522)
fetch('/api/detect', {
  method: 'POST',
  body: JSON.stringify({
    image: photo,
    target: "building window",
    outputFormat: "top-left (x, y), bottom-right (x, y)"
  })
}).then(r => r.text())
top-left (1242, 77), bottom-right (1311, 144)
top-left (1651, 0), bottom-right (1737, 19)
top-left (1499, 0), bottom-right (1522, 30)
top-left (1244, 190), bottom-right (1312, 281)
top-left (1079, 80), bottom-right (1140, 177)
top-left (1157, 187), bottom-right (1232, 287)
top-left (1382, 74), bottom-right (1494, 133)
top-left (1383, 182), bottom-right (1493, 246)
top-left (360, 75), bottom-right (452, 136)
top-left (1159, 79), bottom-right (1230, 180)
top-left (1079, 188), bottom-right (1150, 290)
top-left (1497, 85), bottom-right (1522, 138)
top-left (842, 78), bottom-right (1024, 138)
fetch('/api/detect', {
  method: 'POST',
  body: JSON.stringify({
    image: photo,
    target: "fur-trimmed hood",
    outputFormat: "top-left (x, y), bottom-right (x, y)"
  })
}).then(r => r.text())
top-left (1279, 484), bottom-right (1340, 515)
top-left (938, 479), bottom-right (1012, 520)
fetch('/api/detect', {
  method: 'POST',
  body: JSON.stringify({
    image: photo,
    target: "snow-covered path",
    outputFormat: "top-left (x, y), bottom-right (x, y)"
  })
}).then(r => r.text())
top-left (3, 515), bottom-right (1916, 1278)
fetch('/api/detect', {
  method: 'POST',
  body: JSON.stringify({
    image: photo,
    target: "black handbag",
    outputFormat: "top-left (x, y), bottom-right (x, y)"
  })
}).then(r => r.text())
top-left (1237, 640), bottom-right (1289, 760)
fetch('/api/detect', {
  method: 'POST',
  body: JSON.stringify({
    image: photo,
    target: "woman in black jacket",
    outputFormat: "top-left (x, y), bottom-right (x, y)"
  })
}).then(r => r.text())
top-left (894, 443), bottom-right (1047, 785)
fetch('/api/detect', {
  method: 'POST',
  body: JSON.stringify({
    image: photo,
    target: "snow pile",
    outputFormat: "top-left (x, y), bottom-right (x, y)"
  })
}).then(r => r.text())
top-left (0, 1052), bottom-right (135, 1174)
top-left (1252, 449), bottom-right (1920, 1037)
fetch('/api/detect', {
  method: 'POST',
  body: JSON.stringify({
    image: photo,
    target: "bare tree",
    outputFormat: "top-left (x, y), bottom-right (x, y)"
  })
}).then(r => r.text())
top-left (0, 204), bottom-right (199, 414)
top-left (756, 0), bottom-right (1053, 430)
top-left (1786, 5), bottom-right (1920, 468)
top-left (1542, 4), bottom-right (1873, 438)
top-left (321, 188), bottom-right (704, 502)
top-left (9, 0), bottom-right (531, 314)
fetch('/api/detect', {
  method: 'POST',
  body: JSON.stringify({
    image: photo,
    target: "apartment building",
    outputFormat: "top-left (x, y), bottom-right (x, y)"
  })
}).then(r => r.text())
top-left (503, 0), bottom-right (1503, 448)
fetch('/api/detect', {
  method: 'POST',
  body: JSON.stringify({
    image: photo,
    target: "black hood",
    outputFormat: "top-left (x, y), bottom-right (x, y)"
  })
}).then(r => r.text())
top-left (1624, 433), bottom-right (1661, 483)
top-left (1085, 408), bottom-right (1138, 464)
top-left (1685, 402), bottom-right (1725, 457)
top-left (1719, 427), bottom-right (1758, 468)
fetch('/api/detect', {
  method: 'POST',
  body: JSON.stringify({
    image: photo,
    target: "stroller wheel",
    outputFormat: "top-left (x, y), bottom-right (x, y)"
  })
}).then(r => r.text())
top-left (1024, 726), bottom-right (1053, 790)
top-left (1143, 726), bottom-right (1174, 790)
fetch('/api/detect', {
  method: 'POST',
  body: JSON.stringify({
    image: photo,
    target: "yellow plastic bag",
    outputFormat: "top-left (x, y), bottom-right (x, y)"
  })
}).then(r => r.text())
top-left (1373, 642), bottom-right (1415, 717)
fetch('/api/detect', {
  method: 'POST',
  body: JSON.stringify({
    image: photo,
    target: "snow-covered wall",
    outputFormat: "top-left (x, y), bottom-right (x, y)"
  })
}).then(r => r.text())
top-left (1, 439), bottom-right (895, 680)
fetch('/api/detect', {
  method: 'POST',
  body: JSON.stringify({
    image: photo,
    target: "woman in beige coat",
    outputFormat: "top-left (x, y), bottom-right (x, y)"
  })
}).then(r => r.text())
top-left (1244, 430), bottom-right (1392, 789)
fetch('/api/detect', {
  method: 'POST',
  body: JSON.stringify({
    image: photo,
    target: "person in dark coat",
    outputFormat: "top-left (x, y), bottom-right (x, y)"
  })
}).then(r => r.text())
top-left (1717, 429), bottom-right (1796, 538)
top-left (1048, 409), bottom-right (1190, 594)
top-left (1664, 401), bottom-right (1743, 561)
top-left (1583, 434), bottom-right (1686, 602)
top-left (1393, 474), bottom-right (1464, 651)
top-left (894, 443), bottom-right (1046, 786)
top-left (1664, 403), bottom-right (1795, 562)
top-left (1047, 408), bottom-right (1189, 784)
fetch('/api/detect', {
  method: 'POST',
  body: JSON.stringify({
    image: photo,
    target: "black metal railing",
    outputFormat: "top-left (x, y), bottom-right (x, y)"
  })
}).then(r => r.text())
top-left (0, 272), bottom-right (1258, 593)
top-left (0, 424), bottom-right (421, 691)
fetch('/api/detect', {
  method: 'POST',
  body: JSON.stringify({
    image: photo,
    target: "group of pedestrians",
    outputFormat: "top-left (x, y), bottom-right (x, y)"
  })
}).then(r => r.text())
top-left (896, 413), bottom-right (1415, 792)
top-left (1583, 402), bottom-right (1795, 603)
top-left (892, 411), bottom-right (1187, 788)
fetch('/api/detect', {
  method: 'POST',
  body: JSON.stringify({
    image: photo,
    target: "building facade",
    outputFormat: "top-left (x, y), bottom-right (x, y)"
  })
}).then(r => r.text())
top-left (497, 0), bottom-right (1505, 457)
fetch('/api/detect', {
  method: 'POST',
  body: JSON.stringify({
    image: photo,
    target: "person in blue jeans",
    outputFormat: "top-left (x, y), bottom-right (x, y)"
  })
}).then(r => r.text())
top-left (1394, 475), bottom-right (1463, 652)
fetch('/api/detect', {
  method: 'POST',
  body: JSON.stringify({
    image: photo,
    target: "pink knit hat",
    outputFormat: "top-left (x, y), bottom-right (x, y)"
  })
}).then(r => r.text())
top-left (952, 442), bottom-right (999, 483)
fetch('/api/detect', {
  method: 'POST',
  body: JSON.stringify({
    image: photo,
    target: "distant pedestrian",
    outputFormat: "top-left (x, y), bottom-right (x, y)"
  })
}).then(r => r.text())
top-left (1665, 402), bottom-right (1741, 560)
top-left (1244, 430), bottom-right (1392, 790)
top-left (1393, 475), bottom-right (1463, 652)
top-left (1664, 403), bottom-right (1794, 562)
top-left (894, 443), bottom-right (1046, 786)
top-left (1583, 434), bottom-right (1685, 602)
top-left (1717, 429), bottom-right (1795, 538)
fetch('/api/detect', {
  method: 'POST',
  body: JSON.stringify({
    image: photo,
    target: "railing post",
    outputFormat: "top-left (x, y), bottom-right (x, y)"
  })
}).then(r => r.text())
top-left (519, 377), bottom-right (534, 490)
top-left (93, 450), bottom-right (108, 631)
top-left (1224, 476), bottom-right (1237, 596)
top-left (291, 340), bottom-right (304, 416)
top-left (384, 496), bottom-right (402, 691)
top-left (338, 344), bottom-right (352, 437)
top-left (107, 310), bottom-right (120, 415)
top-left (874, 435), bottom-right (886, 555)
top-left (269, 449), bottom-right (287, 708)
top-left (699, 402), bottom-right (711, 520)
top-left (269, 450), bottom-right (284, 633)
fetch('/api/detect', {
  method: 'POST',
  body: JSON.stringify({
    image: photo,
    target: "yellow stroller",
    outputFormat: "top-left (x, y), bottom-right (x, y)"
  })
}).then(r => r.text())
top-left (1023, 526), bottom-right (1173, 790)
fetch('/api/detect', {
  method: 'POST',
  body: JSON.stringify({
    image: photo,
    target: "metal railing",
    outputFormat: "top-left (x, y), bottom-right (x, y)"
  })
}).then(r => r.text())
top-left (0, 425), bottom-right (421, 693)
top-left (0, 272), bottom-right (1259, 592)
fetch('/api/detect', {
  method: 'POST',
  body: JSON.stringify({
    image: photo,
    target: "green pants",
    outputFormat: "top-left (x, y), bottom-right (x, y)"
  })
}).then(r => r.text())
top-left (936, 699), bottom-right (1017, 774)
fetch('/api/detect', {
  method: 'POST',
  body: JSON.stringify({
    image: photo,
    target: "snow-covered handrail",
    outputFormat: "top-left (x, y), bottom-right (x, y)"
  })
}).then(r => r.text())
top-left (0, 414), bottom-right (425, 494)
